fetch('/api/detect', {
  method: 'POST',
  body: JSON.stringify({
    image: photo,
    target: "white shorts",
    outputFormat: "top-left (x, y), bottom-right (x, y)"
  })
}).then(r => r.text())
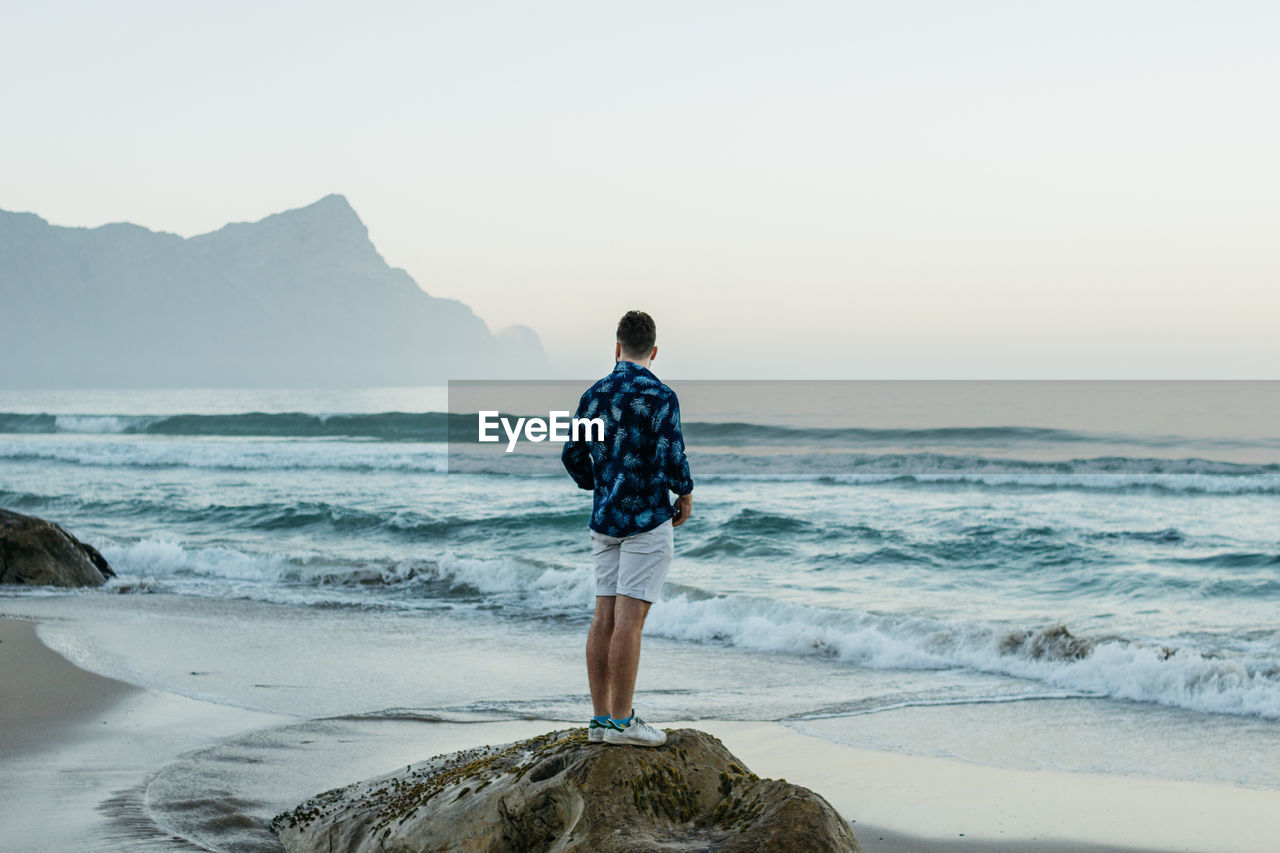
top-left (591, 520), bottom-right (674, 602)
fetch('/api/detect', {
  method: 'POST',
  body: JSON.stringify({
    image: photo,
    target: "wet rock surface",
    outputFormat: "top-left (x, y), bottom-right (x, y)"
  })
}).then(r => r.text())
top-left (0, 509), bottom-right (114, 587)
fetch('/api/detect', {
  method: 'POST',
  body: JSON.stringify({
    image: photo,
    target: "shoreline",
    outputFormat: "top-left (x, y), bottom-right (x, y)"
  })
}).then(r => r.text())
top-left (0, 616), bottom-right (288, 852)
top-left (2, 613), bottom-right (1278, 852)
top-left (0, 617), bottom-right (136, 759)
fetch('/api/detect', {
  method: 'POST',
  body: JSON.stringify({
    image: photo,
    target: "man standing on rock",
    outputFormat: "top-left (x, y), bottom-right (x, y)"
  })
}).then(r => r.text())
top-left (562, 310), bottom-right (694, 747)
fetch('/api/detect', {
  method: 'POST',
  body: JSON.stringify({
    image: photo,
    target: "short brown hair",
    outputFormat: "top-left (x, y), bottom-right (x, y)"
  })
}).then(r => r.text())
top-left (616, 310), bottom-right (657, 357)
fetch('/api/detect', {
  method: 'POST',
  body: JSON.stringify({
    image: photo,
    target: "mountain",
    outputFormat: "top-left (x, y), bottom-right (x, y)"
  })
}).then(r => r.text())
top-left (0, 195), bottom-right (550, 387)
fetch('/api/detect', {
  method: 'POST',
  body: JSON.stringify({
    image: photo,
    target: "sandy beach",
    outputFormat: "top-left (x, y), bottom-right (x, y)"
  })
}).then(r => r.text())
top-left (5, 610), bottom-right (1278, 852)
top-left (0, 617), bottom-right (286, 851)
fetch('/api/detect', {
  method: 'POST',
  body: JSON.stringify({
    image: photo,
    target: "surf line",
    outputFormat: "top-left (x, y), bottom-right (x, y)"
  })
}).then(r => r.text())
top-left (477, 411), bottom-right (605, 453)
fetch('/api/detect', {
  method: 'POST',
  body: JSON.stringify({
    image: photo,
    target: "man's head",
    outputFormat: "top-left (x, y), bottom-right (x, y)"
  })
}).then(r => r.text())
top-left (615, 310), bottom-right (658, 365)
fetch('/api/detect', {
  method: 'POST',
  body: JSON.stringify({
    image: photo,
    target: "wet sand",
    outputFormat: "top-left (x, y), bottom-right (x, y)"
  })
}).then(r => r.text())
top-left (0, 617), bottom-right (135, 757)
top-left (0, 617), bottom-right (286, 851)
top-left (3, 615), bottom-right (1276, 852)
top-left (682, 719), bottom-right (1280, 852)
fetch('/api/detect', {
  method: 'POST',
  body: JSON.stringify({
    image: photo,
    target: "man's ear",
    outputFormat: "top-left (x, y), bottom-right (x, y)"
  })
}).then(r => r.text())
top-left (615, 341), bottom-right (622, 361)
top-left (650, 346), bottom-right (658, 362)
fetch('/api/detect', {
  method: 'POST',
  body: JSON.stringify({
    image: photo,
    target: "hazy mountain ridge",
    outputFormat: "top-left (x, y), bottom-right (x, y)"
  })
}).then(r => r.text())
top-left (0, 195), bottom-right (549, 387)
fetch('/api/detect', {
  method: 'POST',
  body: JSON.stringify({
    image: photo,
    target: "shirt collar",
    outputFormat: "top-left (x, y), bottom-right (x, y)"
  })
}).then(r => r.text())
top-left (613, 360), bottom-right (657, 381)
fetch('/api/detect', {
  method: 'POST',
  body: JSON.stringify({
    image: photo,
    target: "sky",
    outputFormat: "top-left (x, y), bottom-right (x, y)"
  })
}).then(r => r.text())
top-left (3, 1), bottom-right (1277, 378)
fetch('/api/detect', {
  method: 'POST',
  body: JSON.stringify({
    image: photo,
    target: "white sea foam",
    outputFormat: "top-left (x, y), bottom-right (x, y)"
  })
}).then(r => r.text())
top-left (432, 553), bottom-right (597, 602)
top-left (828, 471), bottom-right (1280, 495)
top-left (649, 592), bottom-right (1280, 719)
top-left (102, 539), bottom-right (308, 583)
top-left (53, 414), bottom-right (138, 433)
top-left (89, 536), bottom-right (1280, 721)
top-left (423, 556), bottom-right (1280, 721)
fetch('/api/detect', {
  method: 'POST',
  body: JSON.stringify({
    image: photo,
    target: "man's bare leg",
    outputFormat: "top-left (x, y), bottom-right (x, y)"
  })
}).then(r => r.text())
top-left (607, 594), bottom-right (651, 719)
top-left (586, 595), bottom-right (616, 716)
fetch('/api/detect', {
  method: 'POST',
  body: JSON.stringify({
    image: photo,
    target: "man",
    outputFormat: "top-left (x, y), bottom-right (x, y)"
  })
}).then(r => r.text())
top-left (561, 310), bottom-right (694, 747)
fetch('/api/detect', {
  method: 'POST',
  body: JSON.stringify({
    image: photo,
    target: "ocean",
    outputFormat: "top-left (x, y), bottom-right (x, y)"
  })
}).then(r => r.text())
top-left (2, 381), bottom-right (1279, 830)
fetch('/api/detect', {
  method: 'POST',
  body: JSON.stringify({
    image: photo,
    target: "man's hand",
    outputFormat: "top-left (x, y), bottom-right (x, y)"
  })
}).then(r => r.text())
top-left (672, 493), bottom-right (693, 528)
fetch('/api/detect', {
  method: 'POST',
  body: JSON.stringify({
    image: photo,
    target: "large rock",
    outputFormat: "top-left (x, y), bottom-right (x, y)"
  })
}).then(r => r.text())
top-left (0, 509), bottom-right (114, 587)
top-left (273, 728), bottom-right (860, 853)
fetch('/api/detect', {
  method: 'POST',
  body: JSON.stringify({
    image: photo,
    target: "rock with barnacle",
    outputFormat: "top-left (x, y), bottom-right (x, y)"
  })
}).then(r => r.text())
top-left (271, 727), bottom-right (860, 852)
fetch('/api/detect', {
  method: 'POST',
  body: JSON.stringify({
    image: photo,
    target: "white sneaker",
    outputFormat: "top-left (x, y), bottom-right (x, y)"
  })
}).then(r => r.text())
top-left (603, 714), bottom-right (668, 747)
top-left (587, 718), bottom-right (608, 743)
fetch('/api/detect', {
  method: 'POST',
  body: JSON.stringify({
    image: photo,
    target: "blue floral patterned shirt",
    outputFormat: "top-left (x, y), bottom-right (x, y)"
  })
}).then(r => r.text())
top-left (561, 360), bottom-right (694, 537)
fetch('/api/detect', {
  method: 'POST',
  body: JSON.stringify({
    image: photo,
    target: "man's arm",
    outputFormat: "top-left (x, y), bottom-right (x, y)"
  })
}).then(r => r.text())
top-left (561, 393), bottom-right (595, 490)
top-left (672, 492), bottom-right (693, 528)
top-left (659, 391), bottom-right (694, 526)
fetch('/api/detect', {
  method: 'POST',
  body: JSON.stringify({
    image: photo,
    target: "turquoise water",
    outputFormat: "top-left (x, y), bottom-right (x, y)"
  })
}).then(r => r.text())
top-left (1, 383), bottom-right (1277, 737)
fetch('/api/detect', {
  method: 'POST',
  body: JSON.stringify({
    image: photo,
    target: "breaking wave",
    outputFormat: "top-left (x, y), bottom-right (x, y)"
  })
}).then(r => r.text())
top-left (91, 539), bottom-right (1280, 721)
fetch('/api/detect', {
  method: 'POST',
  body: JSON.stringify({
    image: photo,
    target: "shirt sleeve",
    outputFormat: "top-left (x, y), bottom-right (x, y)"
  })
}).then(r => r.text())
top-left (660, 391), bottom-right (694, 496)
top-left (561, 392), bottom-right (595, 491)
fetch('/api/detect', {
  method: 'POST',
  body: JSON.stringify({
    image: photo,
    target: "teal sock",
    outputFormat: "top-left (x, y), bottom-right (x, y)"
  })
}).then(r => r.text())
top-left (609, 712), bottom-right (634, 728)
top-left (591, 714), bottom-right (610, 725)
